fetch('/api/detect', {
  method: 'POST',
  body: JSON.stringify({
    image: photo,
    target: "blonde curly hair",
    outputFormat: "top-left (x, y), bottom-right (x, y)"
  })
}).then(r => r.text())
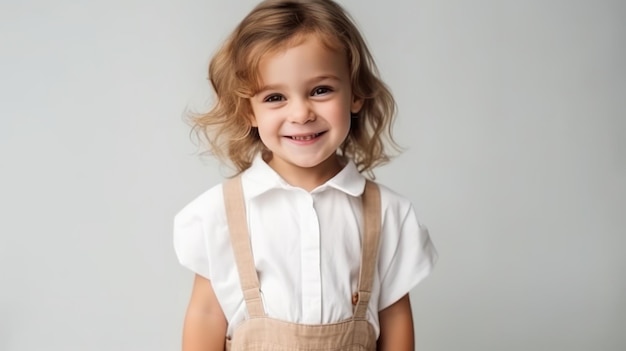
top-left (191, 0), bottom-right (399, 175)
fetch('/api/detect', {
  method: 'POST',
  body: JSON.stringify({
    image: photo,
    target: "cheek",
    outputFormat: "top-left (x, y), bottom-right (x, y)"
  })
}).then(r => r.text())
top-left (253, 111), bottom-right (280, 134)
top-left (324, 101), bottom-right (351, 124)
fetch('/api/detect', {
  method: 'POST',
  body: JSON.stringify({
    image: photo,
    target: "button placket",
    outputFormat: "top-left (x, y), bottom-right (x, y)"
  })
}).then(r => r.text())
top-left (299, 193), bottom-right (322, 323)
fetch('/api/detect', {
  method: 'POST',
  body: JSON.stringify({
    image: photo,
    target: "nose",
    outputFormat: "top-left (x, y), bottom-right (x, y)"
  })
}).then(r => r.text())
top-left (287, 98), bottom-right (315, 124)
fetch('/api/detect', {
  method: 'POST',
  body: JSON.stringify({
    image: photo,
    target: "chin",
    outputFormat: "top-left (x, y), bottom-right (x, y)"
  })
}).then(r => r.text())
top-left (291, 159), bottom-right (325, 169)
top-left (296, 155), bottom-right (339, 170)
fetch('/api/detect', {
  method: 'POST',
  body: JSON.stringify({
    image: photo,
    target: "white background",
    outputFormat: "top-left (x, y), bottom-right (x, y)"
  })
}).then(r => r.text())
top-left (1, 0), bottom-right (624, 350)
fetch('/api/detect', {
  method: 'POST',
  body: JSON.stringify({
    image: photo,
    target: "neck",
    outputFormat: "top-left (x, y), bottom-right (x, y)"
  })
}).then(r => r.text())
top-left (265, 154), bottom-right (343, 192)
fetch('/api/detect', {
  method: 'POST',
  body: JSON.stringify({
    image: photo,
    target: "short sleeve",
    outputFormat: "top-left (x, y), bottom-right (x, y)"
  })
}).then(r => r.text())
top-left (377, 204), bottom-right (438, 310)
top-left (173, 203), bottom-right (211, 279)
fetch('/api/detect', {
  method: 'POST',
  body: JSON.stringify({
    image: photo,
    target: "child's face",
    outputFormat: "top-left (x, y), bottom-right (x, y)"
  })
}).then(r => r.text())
top-left (249, 35), bottom-right (363, 179)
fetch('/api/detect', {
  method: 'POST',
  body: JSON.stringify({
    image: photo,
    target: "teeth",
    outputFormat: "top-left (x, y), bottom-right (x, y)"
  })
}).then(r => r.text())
top-left (291, 133), bottom-right (319, 141)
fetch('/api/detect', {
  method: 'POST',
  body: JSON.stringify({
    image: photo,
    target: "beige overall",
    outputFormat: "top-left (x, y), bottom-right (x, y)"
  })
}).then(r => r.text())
top-left (222, 176), bottom-right (382, 351)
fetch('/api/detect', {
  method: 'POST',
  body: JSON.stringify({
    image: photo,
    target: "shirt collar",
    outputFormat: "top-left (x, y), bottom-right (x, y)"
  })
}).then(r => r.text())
top-left (241, 154), bottom-right (367, 199)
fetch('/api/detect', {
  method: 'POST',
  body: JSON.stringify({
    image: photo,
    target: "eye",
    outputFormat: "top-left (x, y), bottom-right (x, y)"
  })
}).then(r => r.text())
top-left (311, 86), bottom-right (333, 96)
top-left (263, 94), bottom-right (285, 103)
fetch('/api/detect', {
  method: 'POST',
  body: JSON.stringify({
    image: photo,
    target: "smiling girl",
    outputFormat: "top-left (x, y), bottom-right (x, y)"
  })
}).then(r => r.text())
top-left (174, 1), bottom-right (437, 350)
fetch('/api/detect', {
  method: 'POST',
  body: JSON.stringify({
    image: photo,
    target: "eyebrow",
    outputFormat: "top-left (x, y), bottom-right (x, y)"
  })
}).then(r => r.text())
top-left (256, 75), bottom-right (342, 95)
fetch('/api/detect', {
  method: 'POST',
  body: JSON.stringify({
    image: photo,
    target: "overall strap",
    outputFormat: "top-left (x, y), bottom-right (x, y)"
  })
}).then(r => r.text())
top-left (223, 176), bottom-right (265, 318)
top-left (354, 180), bottom-right (382, 319)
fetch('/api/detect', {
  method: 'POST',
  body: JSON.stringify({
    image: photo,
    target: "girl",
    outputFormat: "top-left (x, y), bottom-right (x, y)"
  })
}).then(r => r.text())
top-left (174, 0), bottom-right (437, 350)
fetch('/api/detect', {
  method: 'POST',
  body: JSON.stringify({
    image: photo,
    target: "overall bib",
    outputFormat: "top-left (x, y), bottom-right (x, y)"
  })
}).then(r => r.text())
top-left (222, 176), bottom-right (381, 351)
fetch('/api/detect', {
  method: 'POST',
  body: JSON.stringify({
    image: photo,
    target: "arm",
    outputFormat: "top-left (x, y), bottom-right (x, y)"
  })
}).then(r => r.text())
top-left (377, 294), bottom-right (415, 351)
top-left (182, 274), bottom-right (228, 351)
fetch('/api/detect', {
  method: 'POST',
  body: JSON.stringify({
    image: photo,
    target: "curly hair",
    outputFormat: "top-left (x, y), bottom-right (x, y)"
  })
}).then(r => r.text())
top-left (191, 0), bottom-right (399, 175)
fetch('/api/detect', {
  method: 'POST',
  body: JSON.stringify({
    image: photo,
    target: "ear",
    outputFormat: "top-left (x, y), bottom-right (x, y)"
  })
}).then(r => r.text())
top-left (350, 95), bottom-right (364, 114)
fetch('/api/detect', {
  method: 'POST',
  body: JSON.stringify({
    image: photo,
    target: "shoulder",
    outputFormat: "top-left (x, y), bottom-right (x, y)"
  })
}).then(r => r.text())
top-left (372, 181), bottom-right (432, 260)
top-left (373, 182), bottom-right (416, 221)
top-left (174, 182), bottom-right (227, 230)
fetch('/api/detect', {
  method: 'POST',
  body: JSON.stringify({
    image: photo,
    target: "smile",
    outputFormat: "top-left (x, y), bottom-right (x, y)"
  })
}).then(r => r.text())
top-left (288, 132), bottom-right (325, 141)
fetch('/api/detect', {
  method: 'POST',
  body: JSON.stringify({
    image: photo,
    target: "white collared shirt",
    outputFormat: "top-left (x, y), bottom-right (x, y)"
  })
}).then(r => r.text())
top-left (173, 155), bottom-right (437, 337)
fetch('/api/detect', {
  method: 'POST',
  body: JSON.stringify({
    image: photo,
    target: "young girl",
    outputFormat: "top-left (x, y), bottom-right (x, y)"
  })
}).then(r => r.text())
top-left (174, 0), bottom-right (437, 350)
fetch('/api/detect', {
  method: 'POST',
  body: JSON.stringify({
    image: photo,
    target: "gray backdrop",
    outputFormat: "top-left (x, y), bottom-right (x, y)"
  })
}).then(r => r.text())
top-left (1, 0), bottom-right (624, 350)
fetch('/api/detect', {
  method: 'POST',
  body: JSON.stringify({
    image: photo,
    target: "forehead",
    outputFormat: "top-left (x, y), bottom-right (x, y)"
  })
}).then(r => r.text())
top-left (252, 34), bottom-right (349, 87)
top-left (245, 33), bottom-right (342, 74)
